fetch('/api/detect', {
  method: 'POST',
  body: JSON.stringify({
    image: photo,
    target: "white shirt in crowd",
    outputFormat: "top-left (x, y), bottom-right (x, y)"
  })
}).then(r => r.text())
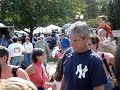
top-left (8, 43), bottom-right (25, 57)
top-left (23, 42), bottom-right (33, 53)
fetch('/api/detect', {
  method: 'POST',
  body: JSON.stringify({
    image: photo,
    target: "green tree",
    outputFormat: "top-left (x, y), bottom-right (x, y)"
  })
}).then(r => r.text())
top-left (0, 0), bottom-right (85, 40)
top-left (97, 0), bottom-right (108, 15)
top-left (107, 0), bottom-right (120, 29)
top-left (84, 0), bottom-right (99, 19)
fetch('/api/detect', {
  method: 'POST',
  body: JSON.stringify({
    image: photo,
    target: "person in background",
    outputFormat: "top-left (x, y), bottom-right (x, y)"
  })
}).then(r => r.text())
top-left (21, 33), bottom-right (26, 45)
top-left (60, 33), bottom-right (70, 54)
top-left (8, 36), bottom-right (25, 67)
top-left (97, 28), bottom-right (116, 56)
top-left (88, 36), bottom-right (115, 90)
top-left (60, 21), bottom-right (107, 90)
top-left (7, 36), bottom-right (13, 46)
top-left (35, 34), bottom-right (50, 71)
top-left (97, 15), bottom-right (114, 40)
top-left (49, 31), bottom-right (58, 50)
top-left (0, 77), bottom-right (37, 90)
top-left (23, 37), bottom-right (33, 69)
top-left (26, 48), bottom-right (56, 90)
top-left (32, 34), bottom-right (38, 48)
top-left (1, 37), bottom-right (8, 48)
top-left (55, 30), bottom-right (60, 46)
top-left (0, 46), bottom-right (29, 80)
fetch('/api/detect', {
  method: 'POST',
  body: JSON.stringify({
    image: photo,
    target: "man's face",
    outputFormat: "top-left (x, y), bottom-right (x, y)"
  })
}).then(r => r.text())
top-left (40, 37), bottom-right (44, 41)
top-left (97, 29), bottom-right (107, 37)
top-left (98, 18), bottom-right (105, 26)
top-left (69, 34), bottom-right (88, 53)
top-left (25, 39), bottom-right (29, 43)
top-left (60, 35), bottom-right (65, 39)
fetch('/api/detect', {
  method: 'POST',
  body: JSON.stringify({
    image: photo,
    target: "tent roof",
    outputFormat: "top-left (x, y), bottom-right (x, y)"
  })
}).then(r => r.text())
top-left (0, 23), bottom-right (5, 27)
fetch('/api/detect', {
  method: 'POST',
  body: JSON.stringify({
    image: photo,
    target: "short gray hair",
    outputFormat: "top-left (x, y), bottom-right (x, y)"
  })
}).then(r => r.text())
top-left (68, 21), bottom-right (90, 39)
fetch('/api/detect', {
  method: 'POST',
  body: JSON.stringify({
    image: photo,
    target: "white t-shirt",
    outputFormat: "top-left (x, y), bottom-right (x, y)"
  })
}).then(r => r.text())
top-left (8, 43), bottom-right (25, 57)
top-left (23, 42), bottom-right (33, 53)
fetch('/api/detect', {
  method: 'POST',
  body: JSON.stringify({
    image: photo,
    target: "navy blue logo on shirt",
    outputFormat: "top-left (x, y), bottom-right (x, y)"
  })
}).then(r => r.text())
top-left (75, 64), bottom-right (88, 79)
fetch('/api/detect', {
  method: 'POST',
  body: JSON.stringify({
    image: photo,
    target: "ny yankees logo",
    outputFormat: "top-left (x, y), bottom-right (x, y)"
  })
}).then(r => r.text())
top-left (75, 64), bottom-right (88, 79)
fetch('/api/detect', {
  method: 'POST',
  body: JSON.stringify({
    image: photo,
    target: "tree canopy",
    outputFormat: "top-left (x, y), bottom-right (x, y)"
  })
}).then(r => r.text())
top-left (0, 0), bottom-right (86, 39)
top-left (107, 0), bottom-right (120, 29)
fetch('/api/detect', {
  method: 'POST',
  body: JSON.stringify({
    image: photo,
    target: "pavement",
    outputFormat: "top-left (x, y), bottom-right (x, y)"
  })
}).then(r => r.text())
top-left (46, 62), bottom-right (57, 76)
top-left (46, 62), bottom-right (64, 90)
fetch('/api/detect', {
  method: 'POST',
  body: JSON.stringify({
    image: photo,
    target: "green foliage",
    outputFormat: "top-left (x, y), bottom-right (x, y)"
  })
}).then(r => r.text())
top-left (107, 0), bottom-right (120, 29)
top-left (86, 19), bottom-right (98, 28)
top-left (1, 0), bottom-right (86, 28)
top-left (84, 0), bottom-right (99, 19)
top-left (97, 0), bottom-right (108, 15)
top-left (0, 0), bottom-right (86, 40)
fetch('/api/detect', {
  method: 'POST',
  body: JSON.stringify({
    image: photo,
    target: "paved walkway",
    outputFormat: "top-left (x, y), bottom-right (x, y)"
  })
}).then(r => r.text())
top-left (46, 62), bottom-right (58, 90)
top-left (47, 62), bottom-right (57, 76)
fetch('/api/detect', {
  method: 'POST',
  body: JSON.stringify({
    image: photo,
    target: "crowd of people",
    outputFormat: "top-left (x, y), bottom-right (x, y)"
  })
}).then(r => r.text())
top-left (0, 15), bottom-right (120, 90)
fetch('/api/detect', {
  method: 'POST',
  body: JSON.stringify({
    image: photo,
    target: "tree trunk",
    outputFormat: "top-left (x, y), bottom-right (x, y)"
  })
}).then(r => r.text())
top-left (29, 26), bottom-right (33, 42)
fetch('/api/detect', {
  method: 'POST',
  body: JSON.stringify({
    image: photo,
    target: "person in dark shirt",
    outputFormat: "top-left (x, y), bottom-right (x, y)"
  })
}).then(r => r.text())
top-left (60, 21), bottom-right (108, 90)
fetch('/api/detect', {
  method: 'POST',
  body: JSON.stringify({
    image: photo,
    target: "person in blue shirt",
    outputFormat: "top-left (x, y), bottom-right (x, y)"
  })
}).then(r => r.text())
top-left (1, 38), bottom-right (8, 48)
top-left (60, 33), bottom-right (70, 54)
top-left (60, 21), bottom-right (108, 90)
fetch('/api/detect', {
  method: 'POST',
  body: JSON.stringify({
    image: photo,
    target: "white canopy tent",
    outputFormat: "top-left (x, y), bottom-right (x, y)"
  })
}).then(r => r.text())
top-left (15, 25), bottom-right (61, 35)
top-left (24, 27), bottom-right (47, 34)
top-left (33, 27), bottom-right (47, 34)
top-left (45, 25), bottom-right (61, 33)
top-left (0, 23), bottom-right (5, 27)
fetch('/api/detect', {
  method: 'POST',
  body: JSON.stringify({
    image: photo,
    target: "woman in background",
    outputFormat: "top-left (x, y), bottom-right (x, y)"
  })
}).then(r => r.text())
top-left (23, 37), bottom-right (33, 69)
top-left (88, 36), bottom-right (114, 90)
top-left (26, 48), bottom-right (56, 90)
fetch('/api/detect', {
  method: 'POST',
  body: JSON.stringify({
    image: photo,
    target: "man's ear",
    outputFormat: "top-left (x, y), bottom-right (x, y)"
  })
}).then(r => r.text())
top-left (85, 36), bottom-right (90, 41)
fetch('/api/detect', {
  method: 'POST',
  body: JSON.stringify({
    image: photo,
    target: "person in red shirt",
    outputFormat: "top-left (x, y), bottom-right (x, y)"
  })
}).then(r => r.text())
top-left (97, 15), bottom-right (114, 40)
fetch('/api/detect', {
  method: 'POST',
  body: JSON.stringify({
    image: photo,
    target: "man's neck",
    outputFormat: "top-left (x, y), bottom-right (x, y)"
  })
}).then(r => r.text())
top-left (76, 47), bottom-right (89, 53)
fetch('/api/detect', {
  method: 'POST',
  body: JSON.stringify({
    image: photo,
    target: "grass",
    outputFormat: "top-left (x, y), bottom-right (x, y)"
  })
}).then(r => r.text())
top-left (47, 56), bottom-right (54, 62)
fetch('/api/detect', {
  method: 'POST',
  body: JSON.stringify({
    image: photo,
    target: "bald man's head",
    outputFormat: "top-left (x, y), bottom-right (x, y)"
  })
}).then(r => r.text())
top-left (97, 28), bottom-right (108, 37)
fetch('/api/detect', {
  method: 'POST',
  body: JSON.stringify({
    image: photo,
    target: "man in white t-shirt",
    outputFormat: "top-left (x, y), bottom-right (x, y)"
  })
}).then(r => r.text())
top-left (8, 36), bottom-right (25, 66)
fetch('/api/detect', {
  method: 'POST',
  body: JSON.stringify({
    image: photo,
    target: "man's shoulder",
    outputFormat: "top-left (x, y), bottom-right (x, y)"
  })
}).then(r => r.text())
top-left (62, 47), bottom-right (74, 63)
top-left (8, 43), bottom-right (15, 48)
top-left (105, 24), bottom-right (111, 28)
top-left (89, 50), bottom-right (102, 64)
top-left (63, 47), bottom-right (74, 56)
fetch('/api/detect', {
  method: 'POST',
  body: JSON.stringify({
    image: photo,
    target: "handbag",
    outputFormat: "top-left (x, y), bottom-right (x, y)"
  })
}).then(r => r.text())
top-left (102, 53), bottom-right (119, 90)
top-left (38, 66), bottom-right (45, 90)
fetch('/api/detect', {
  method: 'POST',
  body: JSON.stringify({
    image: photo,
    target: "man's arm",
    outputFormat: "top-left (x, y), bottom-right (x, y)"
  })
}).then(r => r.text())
top-left (60, 76), bottom-right (65, 90)
top-left (93, 85), bottom-right (104, 90)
